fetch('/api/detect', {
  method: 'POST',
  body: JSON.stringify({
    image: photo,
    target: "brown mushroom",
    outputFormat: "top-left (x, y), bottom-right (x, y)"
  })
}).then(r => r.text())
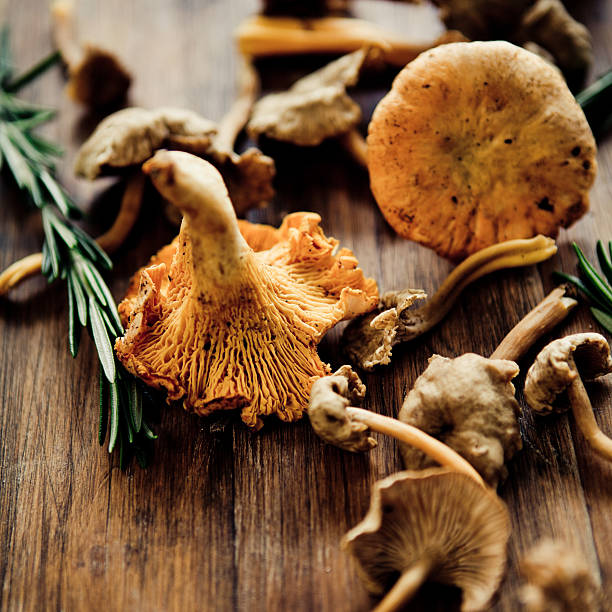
top-left (398, 353), bottom-right (522, 487)
top-left (524, 332), bottom-right (612, 461)
top-left (343, 468), bottom-right (510, 611)
top-left (367, 41), bottom-right (596, 260)
top-left (519, 539), bottom-right (602, 611)
top-left (344, 235), bottom-right (558, 371)
top-left (115, 150), bottom-right (378, 429)
top-left (309, 366), bottom-right (485, 484)
top-left (51, 0), bottom-right (131, 108)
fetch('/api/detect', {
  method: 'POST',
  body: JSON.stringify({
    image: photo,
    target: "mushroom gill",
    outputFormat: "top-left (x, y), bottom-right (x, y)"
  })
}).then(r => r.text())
top-left (115, 150), bottom-right (378, 429)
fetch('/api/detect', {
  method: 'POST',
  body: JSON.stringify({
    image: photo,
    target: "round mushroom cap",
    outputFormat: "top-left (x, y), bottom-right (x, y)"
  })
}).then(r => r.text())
top-left (524, 332), bottom-right (612, 414)
top-left (343, 468), bottom-right (510, 611)
top-left (399, 353), bottom-right (522, 487)
top-left (367, 41), bottom-right (596, 260)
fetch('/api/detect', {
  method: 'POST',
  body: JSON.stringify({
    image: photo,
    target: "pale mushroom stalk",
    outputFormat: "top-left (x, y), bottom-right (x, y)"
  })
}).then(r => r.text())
top-left (0, 172), bottom-right (145, 295)
top-left (339, 129), bottom-right (368, 167)
top-left (346, 407), bottom-right (484, 486)
top-left (236, 16), bottom-right (466, 67)
top-left (491, 286), bottom-right (577, 361)
top-left (372, 558), bottom-right (432, 612)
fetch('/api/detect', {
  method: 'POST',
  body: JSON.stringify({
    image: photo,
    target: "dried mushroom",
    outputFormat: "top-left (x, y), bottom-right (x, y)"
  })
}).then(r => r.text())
top-left (367, 41), bottom-right (596, 260)
top-left (51, 0), bottom-right (131, 108)
top-left (399, 353), bottom-right (522, 487)
top-left (308, 367), bottom-right (485, 483)
top-left (248, 48), bottom-right (374, 149)
top-left (344, 235), bottom-right (558, 371)
top-left (343, 469), bottom-right (510, 611)
top-left (433, 0), bottom-right (592, 86)
top-left (115, 150), bottom-right (378, 429)
top-left (524, 333), bottom-right (612, 461)
top-left (519, 539), bottom-right (602, 611)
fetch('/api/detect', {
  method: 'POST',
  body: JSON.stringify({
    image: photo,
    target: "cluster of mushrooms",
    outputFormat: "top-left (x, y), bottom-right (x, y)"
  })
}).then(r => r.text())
top-left (1, 1), bottom-right (609, 609)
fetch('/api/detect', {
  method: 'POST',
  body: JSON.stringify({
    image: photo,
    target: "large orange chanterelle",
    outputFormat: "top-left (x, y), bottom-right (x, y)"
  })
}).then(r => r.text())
top-left (115, 150), bottom-right (379, 429)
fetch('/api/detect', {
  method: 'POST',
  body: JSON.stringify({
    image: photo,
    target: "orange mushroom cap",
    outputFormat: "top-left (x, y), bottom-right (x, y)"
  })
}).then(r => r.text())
top-left (115, 150), bottom-right (378, 429)
top-left (367, 41), bottom-right (596, 261)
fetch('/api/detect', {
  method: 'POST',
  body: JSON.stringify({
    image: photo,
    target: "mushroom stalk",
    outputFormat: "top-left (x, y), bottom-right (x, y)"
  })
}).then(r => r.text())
top-left (0, 172), bottom-right (145, 295)
top-left (236, 16), bottom-right (465, 67)
top-left (567, 375), bottom-right (612, 461)
top-left (346, 407), bottom-right (485, 486)
top-left (373, 558), bottom-right (433, 612)
top-left (213, 55), bottom-right (260, 156)
top-left (402, 235), bottom-right (558, 342)
top-left (339, 129), bottom-right (367, 167)
top-left (51, 0), bottom-right (82, 67)
top-left (491, 286), bottom-right (577, 361)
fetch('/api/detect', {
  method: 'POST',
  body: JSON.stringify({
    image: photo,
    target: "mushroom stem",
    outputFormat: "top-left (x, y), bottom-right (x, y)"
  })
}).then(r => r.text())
top-left (51, 0), bottom-right (83, 68)
top-left (0, 172), bottom-right (145, 295)
top-left (339, 129), bottom-right (367, 167)
top-left (567, 375), bottom-right (612, 461)
top-left (214, 55), bottom-right (260, 156)
top-left (373, 558), bottom-right (432, 612)
top-left (401, 235), bottom-right (558, 342)
top-left (491, 286), bottom-right (577, 362)
top-left (346, 407), bottom-right (485, 486)
top-left (236, 16), bottom-right (465, 67)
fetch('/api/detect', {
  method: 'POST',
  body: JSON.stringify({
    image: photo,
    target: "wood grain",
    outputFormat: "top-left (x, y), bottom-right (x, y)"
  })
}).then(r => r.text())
top-left (1, 1), bottom-right (611, 611)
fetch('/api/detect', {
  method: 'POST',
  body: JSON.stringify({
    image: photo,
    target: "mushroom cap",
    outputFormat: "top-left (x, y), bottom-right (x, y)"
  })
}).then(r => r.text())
top-left (367, 41), bottom-right (596, 260)
top-left (248, 47), bottom-right (373, 146)
top-left (75, 107), bottom-right (217, 179)
top-left (115, 151), bottom-right (378, 429)
top-left (519, 539), bottom-right (602, 611)
top-left (68, 45), bottom-right (132, 108)
top-left (343, 468), bottom-right (510, 611)
top-left (524, 332), bottom-right (612, 414)
top-left (308, 366), bottom-right (377, 452)
top-left (398, 353), bottom-right (522, 487)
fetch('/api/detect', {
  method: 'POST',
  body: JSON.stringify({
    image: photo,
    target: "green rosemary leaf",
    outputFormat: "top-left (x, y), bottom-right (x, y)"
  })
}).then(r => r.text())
top-left (122, 393), bottom-right (135, 444)
top-left (98, 367), bottom-right (108, 445)
top-left (108, 381), bottom-right (120, 453)
top-left (69, 268), bottom-right (88, 326)
top-left (0, 125), bottom-right (42, 204)
top-left (576, 69), bottom-right (612, 137)
top-left (0, 26), bottom-right (12, 86)
top-left (552, 270), bottom-right (607, 310)
top-left (41, 208), bottom-right (61, 279)
top-left (130, 379), bottom-right (143, 433)
top-left (67, 275), bottom-right (81, 358)
top-left (75, 257), bottom-right (107, 307)
top-left (11, 109), bottom-right (56, 131)
top-left (71, 224), bottom-right (112, 270)
top-left (134, 445), bottom-right (149, 469)
top-left (572, 243), bottom-right (612, 309)
top-left (84, 262), bottom-right (123, 335)
top-left (39, 169), bottom-right (74, 218)
top-left (4, 50), bottom-right (61, 93)
top-left (49, 213), bottom-right (79, 250)
top-left (6, 121), bottom-right (48, 165)
top-left (89, 296), bottom-right (116, 382)
top-left (596, 240), bottom-right (612, 286)
top-left (141, 419), bottom-right (158, 440)
top-left (609, 241), bottom-right (612, 262)
top-left (591, 307), bottom-right (612, 335)
top-left (41, 239), bottom-right (51, 277)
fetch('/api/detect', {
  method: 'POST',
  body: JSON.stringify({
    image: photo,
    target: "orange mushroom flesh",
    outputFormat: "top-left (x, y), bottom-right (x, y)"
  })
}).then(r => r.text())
top-left (367, 41), bottom-right (596, 261)
top-left (115, 150), bottom-right (378, 429)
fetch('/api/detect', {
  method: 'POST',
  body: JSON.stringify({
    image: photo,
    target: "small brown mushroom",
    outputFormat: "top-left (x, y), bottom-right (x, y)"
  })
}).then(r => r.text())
top-left (308, 366), bottom-right (485, 484)
top-left (343, 468), bottom-right (510, 611)
top-left (524, 332), bottom-right (612, 461)
top-left (398, 353), bottom-right (522, 488)
top-left (519, 539), bottom-right (602, 611)
top-left (51, 0), bottom-right (131, 108)
top-left (344, 235), bottom-right (558, 371)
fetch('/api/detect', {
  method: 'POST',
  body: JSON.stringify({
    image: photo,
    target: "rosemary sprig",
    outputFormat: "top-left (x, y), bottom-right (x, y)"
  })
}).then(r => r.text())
top-left (576, 68), bottom-right (612, 138)
top-left (0, 27), bottom-right (157, 468)
top-left (554, 241), bottom-right (612, 336)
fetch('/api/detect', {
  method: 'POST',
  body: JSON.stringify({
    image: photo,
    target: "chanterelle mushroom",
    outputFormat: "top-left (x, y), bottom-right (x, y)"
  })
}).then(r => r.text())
top-left (367, 41), bottom-right (596, 260)
top-left (115, 150), bottom-right (378, 429)
top-left (399, 353), bottom-right (522, 487)
top-left (524, 332), bottom-right (612, 461)
top-left (519, 539), bottom-right (602, 612)
top-left (343, 469), bottom-right (510, 611)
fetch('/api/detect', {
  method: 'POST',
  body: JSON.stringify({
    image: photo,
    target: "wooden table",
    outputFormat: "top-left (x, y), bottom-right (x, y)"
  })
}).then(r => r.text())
top-left (1, 1), bottom-right (611, 610)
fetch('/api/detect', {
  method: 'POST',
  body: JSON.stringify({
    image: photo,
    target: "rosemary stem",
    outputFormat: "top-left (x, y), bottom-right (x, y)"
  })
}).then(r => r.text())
top-left (4, 50), bottom-right (62, 93)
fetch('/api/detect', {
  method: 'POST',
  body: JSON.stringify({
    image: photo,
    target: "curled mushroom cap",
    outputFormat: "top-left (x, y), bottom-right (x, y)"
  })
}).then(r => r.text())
top-left (399, 353), bottom-right (522, 487)
top-left (524, 332), bottom-right (612, 461)
top-left (343, 469), bottom-right (510, 611)
top-left (248, 47), bottom-right (374, 146)
top-left (367, 41), bottom-right (596, 260)
top-left (519, 539), bottom-right (602, 612)
top-left (115, 150), bottom-right (378, 429)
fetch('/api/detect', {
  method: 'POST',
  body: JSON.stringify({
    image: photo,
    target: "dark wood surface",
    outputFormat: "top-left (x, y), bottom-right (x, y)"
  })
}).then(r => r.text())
top-left (1, 1), bottom-right (611, 610)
